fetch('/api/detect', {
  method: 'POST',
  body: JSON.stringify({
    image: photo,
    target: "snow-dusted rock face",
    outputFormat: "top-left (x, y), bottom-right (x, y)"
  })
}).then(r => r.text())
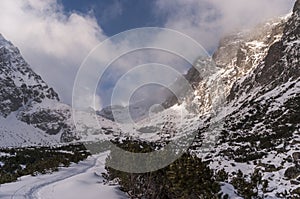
top-left (228, 3), bottom-right (299, 100)
top-left (189, 1), bottom-right (300, 197)
top-left (0, 34), bottom-right (59, 117)
top-left (0, 35), bottom-right (128, 146)
top-left (197, 17), bottom-right (287, 111)
top-left (164, 15), bottom-right (287, 116)
top-left (0, 34), bottom-right (75, 143)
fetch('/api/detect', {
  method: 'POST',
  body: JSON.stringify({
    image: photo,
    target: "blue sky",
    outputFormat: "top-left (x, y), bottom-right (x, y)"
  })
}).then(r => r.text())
top-left (59, 0), bottom-right (166, 36)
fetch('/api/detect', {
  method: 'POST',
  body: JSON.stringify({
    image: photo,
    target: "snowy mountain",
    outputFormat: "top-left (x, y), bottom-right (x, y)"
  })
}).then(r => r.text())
top-left (0, 35), bottom-right (60, 117)
top-left (0, 34), bottom-right (140, 147)
top-left (98, 99), bottom-right (166, 123)
top-left (0, 34), bottom-right (85, 146)
top-left (0, 1), bottom-right (299, 197)
top-left (164, 12), bottom-right (288, 115)
top-left (187, 0), bottom-right (300, 197)
top-left (95, 3), bottom-right (299, 196)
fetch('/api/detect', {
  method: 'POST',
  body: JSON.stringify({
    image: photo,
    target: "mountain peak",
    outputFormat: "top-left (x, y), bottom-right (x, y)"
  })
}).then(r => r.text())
top-left (0, 33), bottom-right (13, 48)
top-left (294, 0), bottom-right (300, 13)
top-left (0, 33), bottom-right (77, 143)
top-left (0, 33), bottom-right (60, 116)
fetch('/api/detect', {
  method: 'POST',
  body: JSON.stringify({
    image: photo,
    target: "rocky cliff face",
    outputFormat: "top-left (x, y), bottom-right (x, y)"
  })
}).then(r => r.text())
top-left (189, 0), bottom-right (300, 197)
top-left (228, 1), bottom-right (299, 100)
top-left (163, 14), bottom-right (287, 116)
top-left (0, 34), bottom-right (136, 146)
top-left (0, 35), bottom-right (59, 117)
top-left (0, 34), bottom-right (75, 143)
top-left (197, 15), bottom-right (288, 111)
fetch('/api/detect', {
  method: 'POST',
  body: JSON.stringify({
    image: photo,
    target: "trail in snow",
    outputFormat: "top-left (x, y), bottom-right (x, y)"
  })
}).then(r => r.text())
top-left (0, 152), bottom-right (127, 199)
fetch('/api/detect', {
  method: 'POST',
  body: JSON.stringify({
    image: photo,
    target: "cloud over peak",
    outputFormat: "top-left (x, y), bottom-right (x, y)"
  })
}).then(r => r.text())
top-left (155, 0), bottom-right (294, 49)
top-left (0, 0), bottom-right (295, 108)
top-left (0, 0), bottom-right (105, 104)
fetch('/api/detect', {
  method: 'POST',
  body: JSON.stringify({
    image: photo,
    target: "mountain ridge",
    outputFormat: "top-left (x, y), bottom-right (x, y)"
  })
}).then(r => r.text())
top-left (188, 1), bottom-right (300, 197)
top-left (0, 33), bottom-right (76, 145)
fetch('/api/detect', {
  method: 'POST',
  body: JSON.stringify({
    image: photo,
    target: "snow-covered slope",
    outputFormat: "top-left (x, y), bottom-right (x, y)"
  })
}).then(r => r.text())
top-left (0, 114), bottom-right (60, 148)
top-left (0, 34), bottom-right (123, 147)
top-left (0, 152), bottom-right (127, 199)
top-left (0, 34), bottom-right (75, 146)
top-left (0, 34), bottom-right (59, 117)
top-left (163, 15), bottom-right (288, 116)
top-left (189, 1), bottom-right (300, 197)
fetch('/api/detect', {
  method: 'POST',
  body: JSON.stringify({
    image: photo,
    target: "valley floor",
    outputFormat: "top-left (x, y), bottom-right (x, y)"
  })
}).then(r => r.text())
top-left (0, 152), bottom-right (127, 199)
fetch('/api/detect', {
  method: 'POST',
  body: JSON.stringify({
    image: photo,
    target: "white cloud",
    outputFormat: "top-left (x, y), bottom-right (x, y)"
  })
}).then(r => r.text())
top-left (0, 0), bottom-right (105, 105)
top-left (0, 0), bottom-right (295, 109)
top-left (155, 0), bottom-right (295, 50)
top-left (0, 0), bottom-right (193, 108)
